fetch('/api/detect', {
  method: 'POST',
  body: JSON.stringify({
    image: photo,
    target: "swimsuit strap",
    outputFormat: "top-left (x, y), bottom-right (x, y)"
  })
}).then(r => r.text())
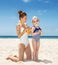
top-left (33, 26), bottom-right (41, 33)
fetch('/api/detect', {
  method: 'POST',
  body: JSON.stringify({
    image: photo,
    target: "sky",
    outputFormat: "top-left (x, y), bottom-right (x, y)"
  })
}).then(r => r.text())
top-left (0, 0), bottom-right (58, 36)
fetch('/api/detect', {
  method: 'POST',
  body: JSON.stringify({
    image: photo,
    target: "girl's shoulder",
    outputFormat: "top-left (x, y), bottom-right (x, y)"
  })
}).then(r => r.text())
top-left (38, 27), bottom-right (42, 30)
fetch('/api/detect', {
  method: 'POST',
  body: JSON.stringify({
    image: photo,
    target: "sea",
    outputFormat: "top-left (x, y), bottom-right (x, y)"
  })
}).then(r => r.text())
top-left (0, 36), bottom-right (58, 39)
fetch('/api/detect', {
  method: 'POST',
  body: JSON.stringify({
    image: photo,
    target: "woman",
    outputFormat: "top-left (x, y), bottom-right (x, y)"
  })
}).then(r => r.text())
top-left (6, 10), bottom-right (31, 62)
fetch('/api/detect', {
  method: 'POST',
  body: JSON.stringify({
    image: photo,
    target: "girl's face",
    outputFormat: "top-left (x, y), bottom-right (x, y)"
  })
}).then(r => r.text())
top-left (33, 19), bottom-right (39, 27)
top-left (21, 16), bottom-right (27, 24)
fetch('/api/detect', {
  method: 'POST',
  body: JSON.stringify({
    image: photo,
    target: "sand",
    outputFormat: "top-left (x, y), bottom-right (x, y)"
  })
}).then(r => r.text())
top-left (0, 38), bottom-right (58, 65)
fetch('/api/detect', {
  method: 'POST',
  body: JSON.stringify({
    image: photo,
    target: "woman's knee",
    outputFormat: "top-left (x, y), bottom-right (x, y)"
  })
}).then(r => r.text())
top-left (19, 43), bottom-right (25, 49)
top-left (18, 43), bottom-right (25, 55)
top-left (25, 44), bottom-right (31, 56)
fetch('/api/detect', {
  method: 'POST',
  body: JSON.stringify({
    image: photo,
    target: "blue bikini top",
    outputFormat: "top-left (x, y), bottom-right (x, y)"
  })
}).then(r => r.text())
top-left (33, 26), bottom-right (41, 33)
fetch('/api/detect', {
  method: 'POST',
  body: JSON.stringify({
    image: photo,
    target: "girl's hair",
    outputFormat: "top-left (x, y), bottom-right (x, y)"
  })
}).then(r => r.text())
top-left (32, 16), bottom-right (39, 23)
top-left (18, 10), bottom-right (27, 19)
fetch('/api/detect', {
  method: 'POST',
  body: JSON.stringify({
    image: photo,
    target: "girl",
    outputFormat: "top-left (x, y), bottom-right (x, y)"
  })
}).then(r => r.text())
top-left (31, 16), bottom-right (42, 61)
top-left (6, 10), bottom-right (31, 62)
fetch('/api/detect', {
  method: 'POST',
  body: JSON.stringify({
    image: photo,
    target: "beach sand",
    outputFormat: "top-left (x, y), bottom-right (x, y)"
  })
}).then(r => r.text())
top-left (0, 38), bottom-right (58, 65)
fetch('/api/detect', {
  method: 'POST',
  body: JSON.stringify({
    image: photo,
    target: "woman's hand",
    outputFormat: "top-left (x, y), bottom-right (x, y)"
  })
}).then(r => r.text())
top-left (16, 25), bottom-right (26, 38)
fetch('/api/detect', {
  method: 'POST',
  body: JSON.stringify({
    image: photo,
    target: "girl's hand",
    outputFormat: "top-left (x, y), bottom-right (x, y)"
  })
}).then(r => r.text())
top-left (31, 27), bottom-right (38, 36)
top-left (38, 30), bottom-right (42, 36)
top-left (32, 32), bottom-right (39, 36)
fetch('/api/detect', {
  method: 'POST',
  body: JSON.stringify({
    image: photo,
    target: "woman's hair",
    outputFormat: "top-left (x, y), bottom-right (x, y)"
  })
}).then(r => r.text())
top-left (18, 10), bottom-right (27, 19)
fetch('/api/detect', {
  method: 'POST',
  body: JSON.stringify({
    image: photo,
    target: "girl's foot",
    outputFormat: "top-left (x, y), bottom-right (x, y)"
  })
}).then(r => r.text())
top-left (36, 52), bottom-right (38, 61)
top-left (33, 54), bottom-right (36, 61)
top-left (33, 54), bottom-right (38, 61)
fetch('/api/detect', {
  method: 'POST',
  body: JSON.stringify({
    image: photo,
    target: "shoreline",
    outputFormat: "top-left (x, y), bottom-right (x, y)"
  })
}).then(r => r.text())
top-left (0, 36), bottom-right (58, 39)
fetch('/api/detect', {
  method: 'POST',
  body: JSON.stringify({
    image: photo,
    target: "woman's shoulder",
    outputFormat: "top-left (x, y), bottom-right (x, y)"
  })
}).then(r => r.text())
top-left (16, 20), bottom-right (21, 27)
top-left (16, 23), bottom-right (21, 29)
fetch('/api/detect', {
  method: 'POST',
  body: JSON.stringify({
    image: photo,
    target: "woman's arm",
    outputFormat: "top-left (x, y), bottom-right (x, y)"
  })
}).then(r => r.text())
top-left (23, 24), bottom-right (32, 35)
top-left (16, 25), bottom-right (25, 38)
top-left (23, 23), bottom-right (30, 29)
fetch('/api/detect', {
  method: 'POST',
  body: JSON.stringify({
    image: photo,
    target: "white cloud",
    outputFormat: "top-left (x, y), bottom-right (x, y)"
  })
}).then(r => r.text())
top-left (22, 0), bottom-right (30, 3)
top-left (38, 0), bottom-right (49, 3)
top-left (37, 9), bottom-right (47, 15)
top-left (44, 0), bottom-right (49, 3)
top-left (38, 0), bottom-right (43, 2)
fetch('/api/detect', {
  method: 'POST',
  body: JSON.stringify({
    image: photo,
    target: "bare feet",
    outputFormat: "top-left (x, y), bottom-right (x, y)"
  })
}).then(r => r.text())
top-left (6, 57), bottom-right (10, 60)
top-left (6, 56), bottom-right (19, 62)
top-left (13, 55), bottom-right (18, 58)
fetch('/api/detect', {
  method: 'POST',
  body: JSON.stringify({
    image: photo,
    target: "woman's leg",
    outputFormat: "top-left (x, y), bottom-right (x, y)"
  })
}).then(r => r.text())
top-left (32, 39), bottom-right (37, 61)
top-left (6, 56), bottom-right (19, 62)
top-left (6, 43), bottom-right (25, 62)
top-left (18, 43), bottom-right (25, 61)
top-left (25, 44), bottom-right (31, 60)
top-left (36, 41), bottom-right (40, 60)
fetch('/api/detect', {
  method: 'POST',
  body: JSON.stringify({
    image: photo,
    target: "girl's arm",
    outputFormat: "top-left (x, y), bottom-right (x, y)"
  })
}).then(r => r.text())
top-left (31, 27), bottom-right (39, 36)
top-left (16, 25), bottom-right (26, 38)
top-left (37, 29), bottom-right (42, 36)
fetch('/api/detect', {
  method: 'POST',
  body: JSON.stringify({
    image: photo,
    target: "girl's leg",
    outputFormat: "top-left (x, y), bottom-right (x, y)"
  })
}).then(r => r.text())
top-left (36, 41), bottom-right (40, 61)
top-left (32, 39), bottom-right (37, 61)
top-left (18, 43), bottom-right (25, 61)
top-left (25, 44), bottom-right (31, 60)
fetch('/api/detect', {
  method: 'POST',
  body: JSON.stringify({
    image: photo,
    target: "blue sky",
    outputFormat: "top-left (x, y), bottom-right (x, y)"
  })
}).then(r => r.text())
top-left (0, 0), bottom-right (58, 36)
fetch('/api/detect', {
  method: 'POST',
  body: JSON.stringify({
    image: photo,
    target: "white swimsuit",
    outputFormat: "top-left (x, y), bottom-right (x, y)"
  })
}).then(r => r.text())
top-left (17, 23), bottom-right (29, 47)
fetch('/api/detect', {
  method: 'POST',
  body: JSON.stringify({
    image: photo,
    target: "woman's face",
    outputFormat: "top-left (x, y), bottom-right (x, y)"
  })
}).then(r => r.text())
top-left (21, 16), bottom-right (27, 23)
